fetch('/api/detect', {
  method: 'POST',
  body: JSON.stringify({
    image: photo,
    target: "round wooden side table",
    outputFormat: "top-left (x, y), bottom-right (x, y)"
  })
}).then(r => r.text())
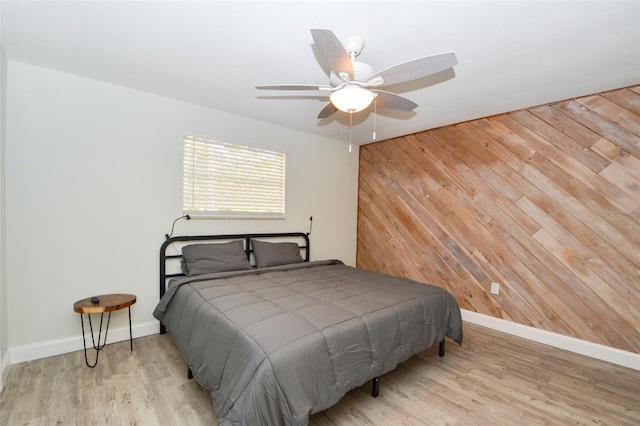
top-left (73, 293), bottom-right (136, 368)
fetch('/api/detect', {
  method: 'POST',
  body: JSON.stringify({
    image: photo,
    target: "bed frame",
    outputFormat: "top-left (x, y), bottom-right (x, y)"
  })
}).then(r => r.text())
top-left (158, 231), bottom-right (444, 399)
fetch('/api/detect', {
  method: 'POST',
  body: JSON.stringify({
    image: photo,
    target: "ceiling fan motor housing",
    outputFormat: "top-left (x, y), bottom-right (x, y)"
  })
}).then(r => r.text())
top-left (329, 61), bottom-right (374, 87)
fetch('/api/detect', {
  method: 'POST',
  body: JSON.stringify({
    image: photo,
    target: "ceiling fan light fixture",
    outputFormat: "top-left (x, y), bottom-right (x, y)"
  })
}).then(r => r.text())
top-left (330, 85), bottom-right (375, 113)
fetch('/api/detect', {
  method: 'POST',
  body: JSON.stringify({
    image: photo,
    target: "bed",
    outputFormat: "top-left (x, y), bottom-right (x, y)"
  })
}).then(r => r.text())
top-left (154, 232), bottom-right (463, 425)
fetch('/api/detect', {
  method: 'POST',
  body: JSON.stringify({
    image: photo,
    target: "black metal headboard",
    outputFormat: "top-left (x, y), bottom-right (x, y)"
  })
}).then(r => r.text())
top-left (159, 232), bottom-right (310, 300)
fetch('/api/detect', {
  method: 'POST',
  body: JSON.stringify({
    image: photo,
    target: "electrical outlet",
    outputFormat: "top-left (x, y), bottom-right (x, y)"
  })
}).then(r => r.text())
top-left (490, 282), bottom-right (500, 295)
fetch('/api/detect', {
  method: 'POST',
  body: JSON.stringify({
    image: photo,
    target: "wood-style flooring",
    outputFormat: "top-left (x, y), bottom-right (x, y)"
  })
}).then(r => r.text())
top-left (1, 323), bottom-right (638, 425)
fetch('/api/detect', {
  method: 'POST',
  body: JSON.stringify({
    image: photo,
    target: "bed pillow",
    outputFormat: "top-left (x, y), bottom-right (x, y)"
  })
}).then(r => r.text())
top-left (181, 240), bottom-right (252, 276)
top-left (251, 239), bottom-right (304, 268)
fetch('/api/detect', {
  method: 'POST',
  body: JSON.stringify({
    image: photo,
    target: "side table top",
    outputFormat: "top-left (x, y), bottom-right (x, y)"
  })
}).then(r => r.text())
top-left (74, 293), bottom-right (137, 314)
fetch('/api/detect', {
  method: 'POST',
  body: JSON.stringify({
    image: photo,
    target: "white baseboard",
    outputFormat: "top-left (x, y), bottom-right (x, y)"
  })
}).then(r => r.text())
top-left (461, 309), bottom-right (640, 371)
top-left (8, 321), bottom-right (159, 365)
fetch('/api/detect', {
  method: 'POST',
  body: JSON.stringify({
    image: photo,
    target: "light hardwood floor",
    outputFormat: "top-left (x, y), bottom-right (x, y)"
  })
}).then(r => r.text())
top-left (1, 323), bottom-right (638, 425)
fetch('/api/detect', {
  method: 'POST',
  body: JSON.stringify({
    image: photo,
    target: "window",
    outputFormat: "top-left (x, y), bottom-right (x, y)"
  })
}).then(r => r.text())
top-left (183, 136), bottom-right (286, 219)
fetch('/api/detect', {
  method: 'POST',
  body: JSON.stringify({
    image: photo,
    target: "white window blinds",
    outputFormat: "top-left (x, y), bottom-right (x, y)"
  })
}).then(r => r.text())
top-left (183, 136), bottom-right (286, 219)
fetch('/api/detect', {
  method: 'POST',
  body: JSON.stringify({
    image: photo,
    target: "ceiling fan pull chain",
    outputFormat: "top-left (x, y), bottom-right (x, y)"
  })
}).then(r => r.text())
top-left (373, 95), bottom-right (377, 140)
top-left (349, 113), bottom-right (353, 153)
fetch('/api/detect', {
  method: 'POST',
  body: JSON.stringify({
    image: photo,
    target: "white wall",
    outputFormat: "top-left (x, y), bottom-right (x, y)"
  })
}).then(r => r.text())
top-left (0, 3), bottom-right (9, 388)
top-left (5, 61), bottom-right (358, 361)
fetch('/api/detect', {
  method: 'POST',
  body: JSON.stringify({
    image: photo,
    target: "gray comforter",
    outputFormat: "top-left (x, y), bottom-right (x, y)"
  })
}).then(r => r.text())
top-left (154, 260), bottom-right (463, 425)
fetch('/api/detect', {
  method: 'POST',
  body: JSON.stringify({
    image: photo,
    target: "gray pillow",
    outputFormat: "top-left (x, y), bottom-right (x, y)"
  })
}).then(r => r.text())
top-left (251, 239), bottom-right (303, 268)
top-left (181, 241), bottom-right (252, 276)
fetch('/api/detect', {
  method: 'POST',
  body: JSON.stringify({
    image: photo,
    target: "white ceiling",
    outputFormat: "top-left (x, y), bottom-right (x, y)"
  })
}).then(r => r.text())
top-left (2, 1), bottom-right (639, 146)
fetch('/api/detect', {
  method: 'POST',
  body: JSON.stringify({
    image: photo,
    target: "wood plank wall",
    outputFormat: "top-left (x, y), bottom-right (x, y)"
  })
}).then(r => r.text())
top-left (357, 86), bottom-right (640, 353)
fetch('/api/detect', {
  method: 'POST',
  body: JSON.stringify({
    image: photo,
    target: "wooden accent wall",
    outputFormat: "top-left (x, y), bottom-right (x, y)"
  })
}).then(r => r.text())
top-left (357, 86), bottom-right (640, 353)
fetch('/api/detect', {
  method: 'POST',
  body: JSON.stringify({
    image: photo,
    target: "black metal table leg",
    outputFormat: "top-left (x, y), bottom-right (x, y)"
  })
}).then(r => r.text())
top-left (128, 306), bottom-right (133, 351)
top-left (79, 311), bottom-right (112, 368)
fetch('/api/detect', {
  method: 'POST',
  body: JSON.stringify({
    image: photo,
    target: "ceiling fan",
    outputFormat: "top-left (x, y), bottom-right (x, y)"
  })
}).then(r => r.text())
top-left (256, 29), bottom-right (458, 119)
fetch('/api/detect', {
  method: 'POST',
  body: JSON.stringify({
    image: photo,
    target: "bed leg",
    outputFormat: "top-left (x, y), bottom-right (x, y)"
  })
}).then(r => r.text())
top-left (187, 367), bottom-right (193, 380)
top-left (371, 377), bottom-right (379, 398)
top-left (439, 339), bottom-right (445, 357)
top-left (160, 324), bottom-right (166, 335)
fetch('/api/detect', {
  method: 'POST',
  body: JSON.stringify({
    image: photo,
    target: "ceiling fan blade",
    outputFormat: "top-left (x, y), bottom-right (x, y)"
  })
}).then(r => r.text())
top-left (369, 52), bottom-right (457, 87)
top-left (255, 84), bottom-right (332, 91)
top-left (310, 29), bottom-right (354, 80)
top-left (317, 103), bottom-right (338, 119)
top-left (372, 90), bottom-right (418, 112)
